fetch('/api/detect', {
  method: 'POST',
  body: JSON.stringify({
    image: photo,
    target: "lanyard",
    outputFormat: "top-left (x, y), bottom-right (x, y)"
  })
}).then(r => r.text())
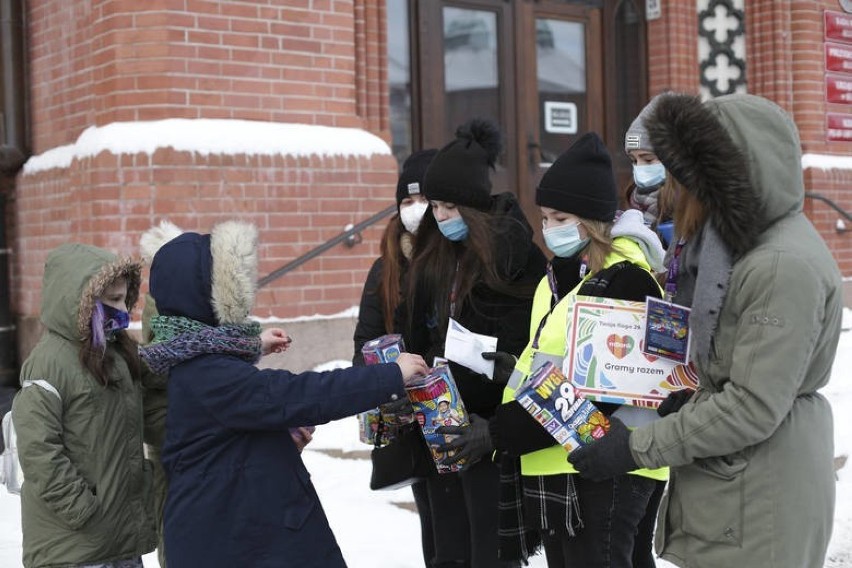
top-left (449, 261), bottom-right (460, 318)
top-left (531, 257), bottom-right (588, 350)
top-left (665, 239), bottom-right (686, 302)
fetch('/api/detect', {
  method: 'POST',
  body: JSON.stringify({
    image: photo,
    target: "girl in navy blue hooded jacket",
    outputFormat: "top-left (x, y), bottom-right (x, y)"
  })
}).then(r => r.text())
top-left (139, 220), bottom-right (428, 568)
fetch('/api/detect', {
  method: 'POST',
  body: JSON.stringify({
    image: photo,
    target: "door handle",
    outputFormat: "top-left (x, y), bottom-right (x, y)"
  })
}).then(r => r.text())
top-left (527, 138), bottom-right (543, 168)
top-left (528, 137), bottom-right (557, 168)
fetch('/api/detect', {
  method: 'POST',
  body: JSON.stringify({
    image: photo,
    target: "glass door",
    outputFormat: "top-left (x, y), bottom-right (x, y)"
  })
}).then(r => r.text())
top-left (516, 2), bottom-right (604, 226)
top-left (412, 1), bottom-right (603, 223)
top-left (416, 0), bottom-right (516, 194)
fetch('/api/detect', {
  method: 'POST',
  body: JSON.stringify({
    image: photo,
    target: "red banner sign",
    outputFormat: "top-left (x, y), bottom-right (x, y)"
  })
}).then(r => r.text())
top-left (827, 113), bottom-right (852, 142)
top-left (826, 42), bottom-right (852, 73)
top-left (827, 74), bottom-right (852, 104)
top-left (826, 11), bottom-right (852, 45)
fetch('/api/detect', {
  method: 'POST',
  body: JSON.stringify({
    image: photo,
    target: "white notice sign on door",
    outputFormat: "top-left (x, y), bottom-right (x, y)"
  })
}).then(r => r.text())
top-left (544, 101), bottom-right (578, 134)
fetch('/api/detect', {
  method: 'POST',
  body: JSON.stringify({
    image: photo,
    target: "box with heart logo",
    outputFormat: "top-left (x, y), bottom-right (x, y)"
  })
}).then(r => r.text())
top-left (564, 296), bottom-right (699, 408)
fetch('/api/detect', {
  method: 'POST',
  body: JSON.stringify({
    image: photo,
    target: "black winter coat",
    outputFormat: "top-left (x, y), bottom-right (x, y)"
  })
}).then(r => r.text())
top-left (404, 194), bottom-right (547, 419)
top-left (353, 257), bottom-right (388, 366)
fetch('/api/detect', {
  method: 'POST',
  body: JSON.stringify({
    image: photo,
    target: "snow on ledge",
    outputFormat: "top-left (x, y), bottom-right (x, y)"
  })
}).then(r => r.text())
top-left (251, 306), bottom-right (360, 324)
top-left (23, 119), bottom-right (392, 174)
top-left (802, 153), bottom-right (852, 171)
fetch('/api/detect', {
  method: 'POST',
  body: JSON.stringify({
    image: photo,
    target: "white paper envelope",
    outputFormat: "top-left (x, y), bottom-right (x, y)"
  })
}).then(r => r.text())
top-left (444, 318), bottom-right (498, 379)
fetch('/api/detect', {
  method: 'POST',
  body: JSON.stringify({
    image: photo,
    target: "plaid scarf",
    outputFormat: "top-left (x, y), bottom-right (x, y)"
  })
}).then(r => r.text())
top-left (522, 472), bottom-right (583, 537)
top-left (138, 315), bottom-right (262, 374)
top-left (497, 452), bottom-right (541, 564)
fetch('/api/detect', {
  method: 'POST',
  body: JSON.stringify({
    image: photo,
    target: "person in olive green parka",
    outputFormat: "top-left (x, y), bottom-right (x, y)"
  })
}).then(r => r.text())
top-left (569, 94), bottom-right (843, 568)
top-left (12, 243), bottom-right (157, 568)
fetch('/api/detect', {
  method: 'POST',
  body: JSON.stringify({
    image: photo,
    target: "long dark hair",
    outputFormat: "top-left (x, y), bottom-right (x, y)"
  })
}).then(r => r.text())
top-left (79, 331), bottom-right (142, 386)
top-left (376, 214), bottom-right (408, 334)
top-left (407, 203), bottom-right (535, 331)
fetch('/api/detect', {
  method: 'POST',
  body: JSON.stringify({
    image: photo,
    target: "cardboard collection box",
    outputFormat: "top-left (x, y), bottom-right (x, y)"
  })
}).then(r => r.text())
top-left (405, 365), bottom-right (469, 473)
top-left (565, 297), bottom-right (698, 409)
top-left (514, 361), bottom-right (610, 453)
top-left (358, 334), bottom-right (415, 445)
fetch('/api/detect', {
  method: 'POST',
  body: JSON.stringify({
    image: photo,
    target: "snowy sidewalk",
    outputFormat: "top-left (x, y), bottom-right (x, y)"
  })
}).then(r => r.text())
top-left (0, 318), bottom-right (849, 567)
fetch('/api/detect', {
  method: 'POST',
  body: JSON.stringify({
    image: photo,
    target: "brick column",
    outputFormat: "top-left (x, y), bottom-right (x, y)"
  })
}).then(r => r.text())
top-left (745, 0), bottom-right (793, 111)
top-left (647, 2), bottom-right (700, 94)
top-left (16, 0), bottom-right (399, 357)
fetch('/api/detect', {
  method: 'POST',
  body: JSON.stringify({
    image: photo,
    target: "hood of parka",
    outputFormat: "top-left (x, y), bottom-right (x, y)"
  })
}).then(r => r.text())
top-left (147, 220), bottom-right (258, 326)
top-left (40, 243), bottom-right (142, 342)
top-left (645, 93), bottom-right (804, 257)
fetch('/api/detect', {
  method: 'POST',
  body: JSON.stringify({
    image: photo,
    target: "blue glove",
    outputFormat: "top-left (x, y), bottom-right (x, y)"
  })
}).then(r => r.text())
top-left (436, 414), bottom-right (493, 466)
top-left (568, 417), bottom-right (638, 481)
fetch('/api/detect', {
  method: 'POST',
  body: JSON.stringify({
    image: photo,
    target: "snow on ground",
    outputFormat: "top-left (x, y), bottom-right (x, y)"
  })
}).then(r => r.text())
top-left (0, 312), bottom-right (848, 567)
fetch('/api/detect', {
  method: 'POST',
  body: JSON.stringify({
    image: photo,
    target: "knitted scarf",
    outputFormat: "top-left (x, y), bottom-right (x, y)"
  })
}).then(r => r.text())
top-left (628, 185), bottom-right (661, 227)
top-left (138, 315), bottom-right (262, 374)
top-left (672, 221), bottom-right (732, 366)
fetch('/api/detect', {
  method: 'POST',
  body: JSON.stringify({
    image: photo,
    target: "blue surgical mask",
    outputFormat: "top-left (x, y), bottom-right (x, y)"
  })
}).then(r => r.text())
top-left (437, 216), bottom-right (469, 241)
top-left (633, 163), bottom-right (666, 189)
top-left (543, 222), bottom-right (589, 258)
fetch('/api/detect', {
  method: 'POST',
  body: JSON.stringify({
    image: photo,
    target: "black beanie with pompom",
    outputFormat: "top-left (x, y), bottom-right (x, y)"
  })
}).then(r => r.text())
top-left (536, 132), bottom-right (618, 222)
top-left (423, 118), bottom-right (501, 211)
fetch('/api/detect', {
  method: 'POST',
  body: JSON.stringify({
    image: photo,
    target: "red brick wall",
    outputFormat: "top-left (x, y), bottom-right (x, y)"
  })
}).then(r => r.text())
top-left (646, 1), bottom-right (700, 95)
top-left (15, 151), bottom-right (395, 320)
top-left (17, 0), bottom-right (396, 357)
top-left (15, 0), bottom-right (852, 363)
top-left (806, 168), bottom-right (852, 276)
top-left (28, 0), bottom-right (372, 152)
top-left (797, 0), bottom-right (852, 276)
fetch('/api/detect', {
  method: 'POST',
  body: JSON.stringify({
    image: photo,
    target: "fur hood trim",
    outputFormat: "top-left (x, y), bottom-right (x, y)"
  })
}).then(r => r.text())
top-left (209, 221), bottom-right (258, 325)
top-left (77, 257), bottom-right (142, 340)
top-left (645, 93), bottom-right (762, 256)
top-left (140, 220), bottom-right (184, 263)
top-left (142, 219), bottom-right (258, 325)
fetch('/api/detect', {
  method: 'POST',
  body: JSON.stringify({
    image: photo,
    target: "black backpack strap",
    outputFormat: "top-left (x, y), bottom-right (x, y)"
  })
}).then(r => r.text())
top-left (577, 261), bottom-right (631, 296)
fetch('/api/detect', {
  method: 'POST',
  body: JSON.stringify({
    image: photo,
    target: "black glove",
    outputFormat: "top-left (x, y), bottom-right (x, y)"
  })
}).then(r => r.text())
top-left (481, 351), bottom-right (517, 385)
top-left (657, 388), bottom-right (695, 417)
top-left (568, 417), bottom-right (637, 481)
top-left (436, 414), bottom-right (493, 466)
top-left (379, 396), bottom-right (414, 416)
top-left (492, 401), bottom-right (557, 456)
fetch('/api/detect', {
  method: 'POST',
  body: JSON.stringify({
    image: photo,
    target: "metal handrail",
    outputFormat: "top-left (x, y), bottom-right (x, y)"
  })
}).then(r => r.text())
top-left (805, 192), bottom-right (852, 223)
top-left (256, 191), bottom-right (850, 288)
top-left (257, 205), bottom-right (396, 288)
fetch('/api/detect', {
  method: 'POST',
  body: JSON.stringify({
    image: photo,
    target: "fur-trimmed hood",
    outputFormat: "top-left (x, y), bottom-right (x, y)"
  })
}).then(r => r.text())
top-left (645, 93), bottom-right (804, 257)
top-left (40, 243), bottom-right (142, 341)
top-left (144, 220), bottom-right (258, 326)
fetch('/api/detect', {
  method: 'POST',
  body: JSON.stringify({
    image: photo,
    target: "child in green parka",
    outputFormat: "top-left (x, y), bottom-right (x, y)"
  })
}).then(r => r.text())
top-left (12, 243), bottom-right (158, 568)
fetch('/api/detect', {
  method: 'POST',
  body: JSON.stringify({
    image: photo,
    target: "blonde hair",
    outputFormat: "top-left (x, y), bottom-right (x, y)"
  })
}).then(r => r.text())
top-left (579, 219), bottom-right (615, 274)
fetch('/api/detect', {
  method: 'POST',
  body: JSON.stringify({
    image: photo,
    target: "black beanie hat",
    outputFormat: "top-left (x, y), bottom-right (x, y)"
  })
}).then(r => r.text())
top-left (396, 149), bottom-right (438, 209)
top-left (536, 132), bottom-right (618, 221)
top-left (423, 118), bottom-right (501, 211)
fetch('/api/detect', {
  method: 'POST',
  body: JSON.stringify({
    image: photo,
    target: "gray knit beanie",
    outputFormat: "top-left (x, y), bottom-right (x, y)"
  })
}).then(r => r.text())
top-left (624, 93), bottom-right (666, 153)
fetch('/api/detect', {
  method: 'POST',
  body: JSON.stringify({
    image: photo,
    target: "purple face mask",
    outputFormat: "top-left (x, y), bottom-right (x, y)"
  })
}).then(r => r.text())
top-left (91, 300), bottom-right (130, 348)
